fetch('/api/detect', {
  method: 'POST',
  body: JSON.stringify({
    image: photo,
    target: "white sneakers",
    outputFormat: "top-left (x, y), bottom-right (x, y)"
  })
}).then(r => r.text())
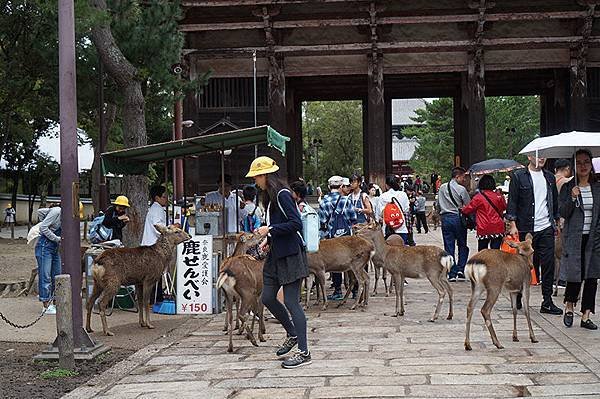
top-left (44, 304), bottom-right (57, 315)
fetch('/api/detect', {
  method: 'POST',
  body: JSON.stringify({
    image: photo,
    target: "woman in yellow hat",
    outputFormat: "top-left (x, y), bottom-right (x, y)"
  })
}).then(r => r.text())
top-left (246, 156), bottom-right (312, 369)
top-left (100, 195), bottom-right (130, 242)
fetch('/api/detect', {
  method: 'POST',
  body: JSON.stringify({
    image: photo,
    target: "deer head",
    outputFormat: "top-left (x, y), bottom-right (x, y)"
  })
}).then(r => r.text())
top-left (507, 233), bottom-right (534, 267)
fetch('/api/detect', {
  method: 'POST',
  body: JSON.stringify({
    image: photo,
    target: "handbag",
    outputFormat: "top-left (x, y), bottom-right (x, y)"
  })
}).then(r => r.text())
top-left (447, 183), bottom-right (476, 230)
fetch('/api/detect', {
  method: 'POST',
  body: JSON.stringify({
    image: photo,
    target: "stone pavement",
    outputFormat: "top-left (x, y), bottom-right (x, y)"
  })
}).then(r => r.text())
top-left (65, 229), bottom-right (600, 399)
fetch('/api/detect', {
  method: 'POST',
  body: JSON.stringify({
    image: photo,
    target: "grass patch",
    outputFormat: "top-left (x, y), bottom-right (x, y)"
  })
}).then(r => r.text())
top-left (40, 368), bottom-right (79, 379)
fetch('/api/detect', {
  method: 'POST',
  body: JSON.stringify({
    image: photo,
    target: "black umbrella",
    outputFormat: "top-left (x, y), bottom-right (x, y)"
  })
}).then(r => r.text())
top-left (468, 159), bottom-right (524, 175)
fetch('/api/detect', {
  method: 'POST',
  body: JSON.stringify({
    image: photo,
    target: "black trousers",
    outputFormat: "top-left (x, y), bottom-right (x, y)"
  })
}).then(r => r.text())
top-left (415, 211), bottom-right (429, 233)
top-left (478, 237), bottom-right (503, 251)
top-left (564, 234), bottom-right (598, 313)
top-left (520, 227), bottom-right (555, 306)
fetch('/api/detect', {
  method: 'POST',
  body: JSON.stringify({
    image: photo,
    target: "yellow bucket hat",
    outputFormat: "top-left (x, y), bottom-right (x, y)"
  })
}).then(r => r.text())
top-left (113, 195), bottom-right (130, 208)
top-left (246, 156), bottom-right (280, 177)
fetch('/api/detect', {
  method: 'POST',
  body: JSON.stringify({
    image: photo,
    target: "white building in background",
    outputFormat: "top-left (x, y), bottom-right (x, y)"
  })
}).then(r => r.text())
top-left (391, 99), bottom-right (431, 174)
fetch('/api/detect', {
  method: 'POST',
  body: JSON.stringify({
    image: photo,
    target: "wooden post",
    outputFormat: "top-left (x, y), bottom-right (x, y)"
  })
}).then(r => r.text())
top-left (366, 53), bottom-right (386, 186)
top-left (83, 220), bottom-right (88, 241)
top-left (10, 224), bottom-right (14, 239)
top-left (55, 274), bottom-right (75, 370)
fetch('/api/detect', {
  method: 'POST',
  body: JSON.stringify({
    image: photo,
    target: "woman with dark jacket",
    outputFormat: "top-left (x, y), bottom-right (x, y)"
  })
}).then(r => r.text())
top-left (101, 195), bottom-right (130, 241)
top-left (559, 149), bottom-right (600, 330)
top-left (246, 156), bottom-right (311, 369)
top-left (462, 175), bottom-right (507, 251)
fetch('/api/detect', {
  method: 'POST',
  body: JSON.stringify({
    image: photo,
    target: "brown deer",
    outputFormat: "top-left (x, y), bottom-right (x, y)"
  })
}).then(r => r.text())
top-left (307, 235), bottom-right (374, 311)
top-left (217, 254), bottom-right (266, 353)
top-left (86, 225), bottom-right (191, 336)
top-left (353, 222), bottom-right (454, 322)
top-left (464, 234), bottom-right (538, 351)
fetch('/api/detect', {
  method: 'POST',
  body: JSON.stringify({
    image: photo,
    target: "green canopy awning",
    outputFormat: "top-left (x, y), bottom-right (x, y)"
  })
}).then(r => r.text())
top-left (101, 125), bottom-right (289, 175)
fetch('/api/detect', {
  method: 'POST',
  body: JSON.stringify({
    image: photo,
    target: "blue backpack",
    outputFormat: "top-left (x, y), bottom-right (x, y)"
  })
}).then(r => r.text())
top-left (241, 206), bottom-right (261, 233)
top-left (330, 196), bottom-right (352, 238)
top-left (88, 215), bottom-right (112, 244)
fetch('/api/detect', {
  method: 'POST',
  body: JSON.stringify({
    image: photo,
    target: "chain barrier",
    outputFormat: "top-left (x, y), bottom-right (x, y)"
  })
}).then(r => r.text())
top-left (0, 295), bottom-right (55, 329)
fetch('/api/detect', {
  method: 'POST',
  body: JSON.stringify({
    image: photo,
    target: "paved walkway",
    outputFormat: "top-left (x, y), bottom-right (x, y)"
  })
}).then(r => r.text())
top-left (65, 229), bottom-right (600, 399)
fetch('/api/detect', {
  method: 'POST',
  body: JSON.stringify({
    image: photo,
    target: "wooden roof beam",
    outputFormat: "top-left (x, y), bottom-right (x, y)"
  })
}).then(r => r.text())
top-left (180, 10), bottom-right (599, 32)
top-left (182, 0), bottom-right (369, 6)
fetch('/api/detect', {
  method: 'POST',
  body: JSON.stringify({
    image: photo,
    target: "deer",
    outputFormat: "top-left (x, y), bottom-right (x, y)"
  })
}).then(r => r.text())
top-left (217, 254), bottom-right (266, 353)
top-left (86, 225), bottom-right (191, 336)
top-left (371, 233), bottom-right (404, 296)
top-left (221, 232), bottom-right (265, 335)
top-left (353, 222), bottom-right (454, 322)
top-left (306, 235), bottom-right (375, 311)
top-left (464, 233), bottom-right (538, 351)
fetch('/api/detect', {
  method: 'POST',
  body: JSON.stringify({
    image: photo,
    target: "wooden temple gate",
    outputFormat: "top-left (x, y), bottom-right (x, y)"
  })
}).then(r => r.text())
top-left (179, 0), bottom-right (600, 192)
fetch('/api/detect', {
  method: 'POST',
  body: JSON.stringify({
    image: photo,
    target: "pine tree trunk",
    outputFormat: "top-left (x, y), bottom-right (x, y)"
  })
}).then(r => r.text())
top-left (90, 0), bottom-right (148, 247)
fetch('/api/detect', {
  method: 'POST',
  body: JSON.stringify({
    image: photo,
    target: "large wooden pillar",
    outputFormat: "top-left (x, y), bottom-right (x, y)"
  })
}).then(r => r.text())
top-left (455, 52), bottom-right (486, 168)
top-left (366, 53), bottom-right (386, 185)
top-left (569, 52), bottom-right (588, 131)
top-left (267, 53), bottom-right (288, 175)
top-left (285, 82), bottom-right (302, 181)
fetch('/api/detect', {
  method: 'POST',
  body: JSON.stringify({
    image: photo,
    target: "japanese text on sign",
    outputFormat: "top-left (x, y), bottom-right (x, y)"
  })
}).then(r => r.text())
top-left (177, 235), bottom-right (213, 314)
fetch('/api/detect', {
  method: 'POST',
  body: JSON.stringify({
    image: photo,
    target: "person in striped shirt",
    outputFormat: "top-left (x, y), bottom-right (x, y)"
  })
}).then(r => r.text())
top-left (559, 149), bottom-right (600, 330)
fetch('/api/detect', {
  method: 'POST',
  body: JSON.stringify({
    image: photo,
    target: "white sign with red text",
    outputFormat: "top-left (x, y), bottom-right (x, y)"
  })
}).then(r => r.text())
top-left (176, 234), bottom-right (213, 314)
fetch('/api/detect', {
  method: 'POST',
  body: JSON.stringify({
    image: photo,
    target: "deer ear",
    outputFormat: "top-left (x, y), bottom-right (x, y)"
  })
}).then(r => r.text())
top-left (507, 240), bottom-right (519, 249)
top-left (154, 224), bottom-right (168, 234)
top-left (525, 233), bottom-right (533, 243)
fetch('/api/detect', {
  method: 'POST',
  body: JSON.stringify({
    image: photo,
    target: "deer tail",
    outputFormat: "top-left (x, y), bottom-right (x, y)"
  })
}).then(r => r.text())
top-left (439, 251), bottom-right (454, 274)
top-left (91, 264), bottom-right (105, 282)
top-left (217, 269), bottom-right (236, 293)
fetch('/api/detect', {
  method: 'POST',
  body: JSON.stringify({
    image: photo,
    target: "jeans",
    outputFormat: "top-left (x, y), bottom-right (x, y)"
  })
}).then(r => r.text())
top-left (520, 227), bottom-right (555, 306)
top-left (262, 278), bottom-right (308, 352)
top-left (35, 235), bottom-right (61, 303)
top-left (442, 213), bottom-right (469, 278)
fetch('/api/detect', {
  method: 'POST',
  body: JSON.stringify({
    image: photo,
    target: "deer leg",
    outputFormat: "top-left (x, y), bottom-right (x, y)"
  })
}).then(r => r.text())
top-left (398, 273), bottom-right (405, 316)
top-left (465, 280), bottom-right (483, 351)
top-left (234, 296), bottom-right (241, 330)
top-left (142, 281), bottom-right (155, 329)
top-left (257, 301), bottom-right (266, 342)
top-left (523, 284), bottom-right (538, 344)
top-left (136, 284), bottom-right (146, 327)
top-left (391, 273), bottom-right (401, 317)
top-left (510, 292), bottom-right (519, 342)
top-left (240, 300), bottom-right (258, 347)
top-left (429, 275), bottom-right (446, 322)
top-left (85, 284), bottom-right (102, 333)
top-left (98, 286), bottom-right (117, 336)
top-left (440, 277), bottom-right (454, 320)
top-left (372, 261), bottom-right (379, 295)
top-left (222, 291), bottom-right (231, 332)
top-left (337, 272), bottom-right (355, 308)
top-left (481, 288), bottom-right (503, 349)
top-left (362, 268), bottom-right (370, 306)
top-left (227, 292), bottom-right (234, 352)
top-left (350, 270), bottom-right (365, 310)
top-left (382, 267), bottom-right (390, 297)
top-left (317, 270), bottom-right (328, 310)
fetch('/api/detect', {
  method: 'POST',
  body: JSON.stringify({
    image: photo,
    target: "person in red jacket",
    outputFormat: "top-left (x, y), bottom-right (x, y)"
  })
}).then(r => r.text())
top-left (462, 174), bottom-right (507, 251)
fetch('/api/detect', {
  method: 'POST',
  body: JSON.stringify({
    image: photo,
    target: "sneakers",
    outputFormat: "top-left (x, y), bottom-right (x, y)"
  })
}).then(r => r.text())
top-left (282, 350), bottom-right (312, 369)
top-left (44, 304), bottom-right (56, 315)
top-left (327, 292), bottom-right (343, 301)
top-left (581, 319), bottom-right (598, 330)
top-left (448, 276), bottom-right (457, 282)
top-left (276, 336), bottom-right (298, 357)
top-left (456, 272), bottom-right (466, 281)
top-left (540, 303), bottom-right (563, 315)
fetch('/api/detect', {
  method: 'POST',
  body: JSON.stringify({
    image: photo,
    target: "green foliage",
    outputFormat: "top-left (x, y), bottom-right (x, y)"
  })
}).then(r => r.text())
top-left (40, 368), bottom-right (79, 379)
top-left (302, 101), bottom-right (363, 187)
top-left (485, 96), bottom-right (540, 164)
top-left (403, 98), bottom-right (455, 181)
top-left (405, 96), bottom-right (540, 180)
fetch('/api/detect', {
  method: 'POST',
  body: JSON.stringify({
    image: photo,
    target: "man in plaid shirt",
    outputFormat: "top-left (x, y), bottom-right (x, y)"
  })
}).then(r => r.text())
top-left (318, 175), bottom-right (357, 300)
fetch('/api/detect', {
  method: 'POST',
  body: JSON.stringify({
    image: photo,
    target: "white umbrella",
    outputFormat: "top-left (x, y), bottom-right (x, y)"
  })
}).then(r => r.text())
top-left (519, 131), bottom-right (600, 204)
top-left (519, 131), bottom-right (600, 158)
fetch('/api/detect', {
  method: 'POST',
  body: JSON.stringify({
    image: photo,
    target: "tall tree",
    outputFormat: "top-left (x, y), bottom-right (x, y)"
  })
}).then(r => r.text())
top-left (403, 98), bottom-right (455, 181)
top-left (302, 101), bottom-right (363, 187)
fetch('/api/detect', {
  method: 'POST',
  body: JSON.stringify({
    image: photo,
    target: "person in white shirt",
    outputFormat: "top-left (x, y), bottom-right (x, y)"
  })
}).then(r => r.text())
top-left (205, 175), bottom-right (243, 234)
top-left (141, 185), bottom-right (169, 304)
top-left (141, 185), bottom-right (168, 246)
top-left (376, 174), bottom-right (410, 244)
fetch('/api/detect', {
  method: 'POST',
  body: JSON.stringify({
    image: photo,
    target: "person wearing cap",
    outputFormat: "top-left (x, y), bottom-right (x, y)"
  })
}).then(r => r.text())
top-left (318, 175), bottom-right (358, 300)
top-left (340, 177), bottom-right (352, 196)
top-left (35, 201), bottom-right (62, 315)
top-left (101, 195), bottom-right (130, 242)
top-left (246, 156), bottom-right (312, 369)
top-left (205, 174), bottom-right (243, 234)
